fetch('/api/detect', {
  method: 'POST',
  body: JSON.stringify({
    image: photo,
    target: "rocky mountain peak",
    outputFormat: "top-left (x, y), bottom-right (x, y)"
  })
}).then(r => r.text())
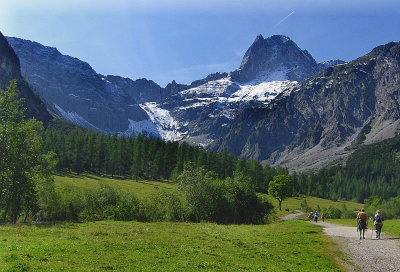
top-left (231, 34), bottom-right (318, 83)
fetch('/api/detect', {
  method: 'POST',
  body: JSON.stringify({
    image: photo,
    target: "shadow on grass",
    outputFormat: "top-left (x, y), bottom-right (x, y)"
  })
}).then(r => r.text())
top-left (0, 221), bottom-right (80, 229)
top-left (56, 171), bottom-right (176, 185)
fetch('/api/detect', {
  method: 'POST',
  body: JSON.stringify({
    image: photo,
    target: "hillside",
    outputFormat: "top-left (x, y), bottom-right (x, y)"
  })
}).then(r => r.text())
top-left (54, 174), bottom-right (362, 212)
top-left (295, 134), bottom-right (400, 202)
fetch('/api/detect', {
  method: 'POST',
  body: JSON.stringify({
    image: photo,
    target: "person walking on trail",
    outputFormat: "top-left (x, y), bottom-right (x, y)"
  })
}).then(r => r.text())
top-left (308, 212), bottom-right (313, 222)
top-left (373, 210), bottom-right (384, 239)
top-left (314, 211), bottom-right (319, 223)
top-left (356, 208), bottom-right (368, 239)
top-left (321, 213), bottom-right (326, 222)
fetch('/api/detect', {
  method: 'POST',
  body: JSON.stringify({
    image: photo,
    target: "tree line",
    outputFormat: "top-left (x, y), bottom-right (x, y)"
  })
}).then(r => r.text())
top-left (42, 128), bottom-right (288, 193)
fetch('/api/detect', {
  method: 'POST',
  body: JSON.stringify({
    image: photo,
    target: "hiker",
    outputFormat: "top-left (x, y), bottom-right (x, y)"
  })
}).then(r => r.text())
top-left (321, 213), bottom-right (326, 222)
top-left (373, 210), bottom-right (384, 239)
top-left (356, 208), bottom-right (368, 239)
top-left (308, 212), bottom-right (313, 222)
top-left (314, 211), bottom-right (319, 223)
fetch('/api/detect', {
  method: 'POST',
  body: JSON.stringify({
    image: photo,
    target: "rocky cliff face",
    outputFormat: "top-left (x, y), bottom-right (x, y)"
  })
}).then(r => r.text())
top-left (0, 32), bottom-right (51, 122)
top-left (212, 42), bottom-right (400, 172)
top-left (7, 37), bottom-right (156, 135)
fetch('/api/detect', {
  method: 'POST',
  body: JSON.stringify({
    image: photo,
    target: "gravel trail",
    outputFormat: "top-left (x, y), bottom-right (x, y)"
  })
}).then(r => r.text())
top-left (281, 210), bottom-right (304, 221)
top-left (316, 221), bottom-right (400, 272)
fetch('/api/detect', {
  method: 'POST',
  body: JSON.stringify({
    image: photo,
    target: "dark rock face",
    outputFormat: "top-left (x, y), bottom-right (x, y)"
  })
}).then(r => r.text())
top-left (7, 37), bottom-right (152, 134)
top-left (213, 42), bottom-right (400, 172)
top-left (231, 35), bottom-right (319, 83)
top-left (188, 72), bottom-right (229, 88)
top-left (105, 75), bottom-right (167, 103)
top-left (0, 32), bottom-right (51, 123)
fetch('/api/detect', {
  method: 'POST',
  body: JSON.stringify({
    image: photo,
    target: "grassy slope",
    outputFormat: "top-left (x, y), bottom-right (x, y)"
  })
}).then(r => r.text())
top-left (263, 196), bottom-right (363, 215)
top-left (55, 174), bottom-right (362, 212)
top-left (55, 174), bottom-right (176, 200)
top-left (0, 220), bottom-right (343, 272)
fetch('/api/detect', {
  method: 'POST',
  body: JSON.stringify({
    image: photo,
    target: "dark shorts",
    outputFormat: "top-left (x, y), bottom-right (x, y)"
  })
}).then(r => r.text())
top-left (358, 220), bottom-right (367, 230)
top-left (375, 222), bottom-right (383, 232)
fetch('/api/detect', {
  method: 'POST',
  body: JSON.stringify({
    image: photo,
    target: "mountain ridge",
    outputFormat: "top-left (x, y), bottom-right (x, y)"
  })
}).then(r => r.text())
top-left (212, 41), bottom-right (400, 172)
top-left (6, 33), bottom-right (355, 171)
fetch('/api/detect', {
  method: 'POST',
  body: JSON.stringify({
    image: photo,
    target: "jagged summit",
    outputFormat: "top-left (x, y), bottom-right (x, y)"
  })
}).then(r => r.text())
top-left (254, 34), bottom-right (264, 42)
top-left (231, 34), bottom-right (319, 83)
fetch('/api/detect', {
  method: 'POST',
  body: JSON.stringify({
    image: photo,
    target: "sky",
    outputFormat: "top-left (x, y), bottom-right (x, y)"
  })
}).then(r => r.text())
top-left (1, 0), bottom-right (400, 86)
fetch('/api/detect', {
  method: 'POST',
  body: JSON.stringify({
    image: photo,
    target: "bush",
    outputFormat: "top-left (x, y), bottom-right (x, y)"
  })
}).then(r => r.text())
top-left (177, 164), bottom-right (273, 224)
top-left (323, 206), bottom-right (342, 219)
top-left (300, 199), bottom-right (313, 213)
top-left (111, 194), bottom-right (141, 221)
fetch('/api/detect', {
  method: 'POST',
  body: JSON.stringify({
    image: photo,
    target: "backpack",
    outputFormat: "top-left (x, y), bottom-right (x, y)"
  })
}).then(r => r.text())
top-left (358, 212), bottom-right (367, 221)
top-left (375, 214), bottom-right (383, 223)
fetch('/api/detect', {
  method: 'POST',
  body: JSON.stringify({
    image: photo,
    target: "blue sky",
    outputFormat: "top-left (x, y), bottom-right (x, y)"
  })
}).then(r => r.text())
top-left (1, 0), bottom-right (400, 86)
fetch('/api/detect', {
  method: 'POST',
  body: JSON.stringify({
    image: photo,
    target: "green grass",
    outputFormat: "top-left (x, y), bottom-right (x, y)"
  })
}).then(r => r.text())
top-left (264, 195), bottom-right (363, 213)
top-left (54, 173), bottom-right (176, 200)
top-left (55, 173), bottom-right (362, 213)
top-left (329, 219), bottom-right (400, 237)
top-left (0, 220), bottom-right (344, 272)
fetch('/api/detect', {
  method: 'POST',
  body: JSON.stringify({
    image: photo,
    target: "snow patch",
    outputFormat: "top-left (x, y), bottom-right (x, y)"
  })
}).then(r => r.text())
top-left (121, 119), bottom-right (160, 138)
top-left (140, 102), bottom-right (185, 141)
top-left (54, 104), bottom-right (101, 131)
top-left (280, 36), bottom-right (290, 43)
top-left (229, 80), bottom-right (294, 103)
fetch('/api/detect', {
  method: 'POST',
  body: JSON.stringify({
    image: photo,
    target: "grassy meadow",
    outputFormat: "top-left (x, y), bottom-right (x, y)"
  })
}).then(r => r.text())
top-left (0, 220), bottom-right (343, 272)
top-left (0, 173), bottom-right (367, 271)
top-left (54, 174), bottom-right (176, 200)
top-left (54, 173), bottom-right (362, 213)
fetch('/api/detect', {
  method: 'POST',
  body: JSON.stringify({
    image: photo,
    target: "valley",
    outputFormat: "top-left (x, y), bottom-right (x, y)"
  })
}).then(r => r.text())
top-left (1, 3), bottom-right (400, 271)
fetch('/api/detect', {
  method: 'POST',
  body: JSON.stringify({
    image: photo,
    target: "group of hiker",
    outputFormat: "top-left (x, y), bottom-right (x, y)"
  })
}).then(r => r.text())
top-left (308, 211), bottom-right (326, 223)
top-left (308, 208), bottom-right (384, 240)
top-left (356, 209), bottom-right (384, 240)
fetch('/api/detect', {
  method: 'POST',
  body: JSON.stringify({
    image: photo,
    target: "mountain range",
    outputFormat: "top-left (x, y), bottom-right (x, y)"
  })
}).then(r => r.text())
top-left (6, 34), bottom-right (342, 142)
top-left (3, 32), bottom-right (399, 172)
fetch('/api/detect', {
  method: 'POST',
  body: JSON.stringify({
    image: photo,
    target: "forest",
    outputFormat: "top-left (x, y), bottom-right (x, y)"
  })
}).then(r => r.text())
top-left (42, 127), bottom-right (288, 193)
top-left (294, 135), bottom-right (400, 203)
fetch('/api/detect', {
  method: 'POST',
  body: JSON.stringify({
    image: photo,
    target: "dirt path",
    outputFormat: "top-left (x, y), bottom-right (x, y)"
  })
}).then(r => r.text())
top-left (281, 210), bottom-right (304, 221)
top-left (315, 221), bottom-right (400, 272)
